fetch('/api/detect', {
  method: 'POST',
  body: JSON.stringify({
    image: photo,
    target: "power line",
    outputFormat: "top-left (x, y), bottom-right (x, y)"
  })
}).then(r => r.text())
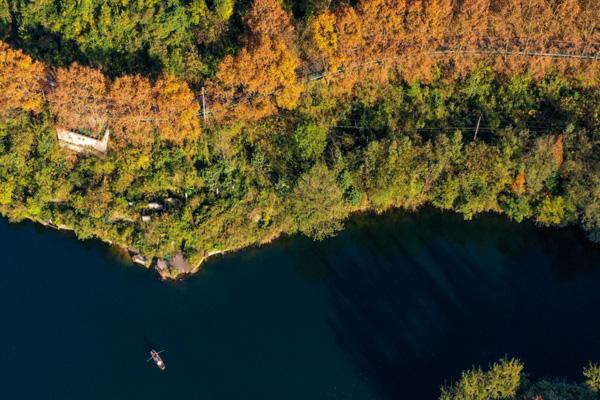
top-left (327, 121), bottom-right (578, 134)
top-left (203, 36), bottom-right (600, 123)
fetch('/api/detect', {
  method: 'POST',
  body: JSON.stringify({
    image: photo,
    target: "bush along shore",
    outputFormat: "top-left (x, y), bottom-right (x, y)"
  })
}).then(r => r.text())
top-left (439, 358), bottom-right (600, 400)
top-left (0, 0), bottom-right (599, 278)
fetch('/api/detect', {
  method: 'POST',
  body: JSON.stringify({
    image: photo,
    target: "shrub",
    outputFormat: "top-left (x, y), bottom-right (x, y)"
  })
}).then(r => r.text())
top-left (583, 363), bottom-right (600, 393)
top-left (440, 358), bottom-right (523, 400)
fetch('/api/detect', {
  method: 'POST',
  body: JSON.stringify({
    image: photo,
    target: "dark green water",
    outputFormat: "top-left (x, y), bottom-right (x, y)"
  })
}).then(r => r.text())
top-left (1, 209), bottom-right (600, 399)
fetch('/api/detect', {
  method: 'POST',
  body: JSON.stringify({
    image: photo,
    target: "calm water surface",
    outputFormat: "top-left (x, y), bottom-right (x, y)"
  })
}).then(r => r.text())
top-left (1, 209), bottom-right (599, 399)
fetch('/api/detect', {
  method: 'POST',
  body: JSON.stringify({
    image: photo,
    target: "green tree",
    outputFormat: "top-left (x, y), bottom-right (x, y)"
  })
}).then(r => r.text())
top-left (215, 0), bottom-right (235, 21)
top-left (455, 142), bottom-right (511, 220)
top-left (19, 0), bottom-right (198, 76)
top-left (501, 196), bottom-right (532, 223)
top-left (294, 123), bottom-right (328, 162)
top-left (521, 379), bottom-right (596, 400)
top-left (581, 172), bottom-right (600, 243)
top-left (536, 196), bottom-right (566, 226)
top-left (290, 162), bottom-right (347, 240)
top-left (0, 0), bottom-right (10, 26)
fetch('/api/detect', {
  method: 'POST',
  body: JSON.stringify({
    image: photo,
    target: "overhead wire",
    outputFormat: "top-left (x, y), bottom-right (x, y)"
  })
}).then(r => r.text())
top-left (201, 36), bottom-right (600, 122)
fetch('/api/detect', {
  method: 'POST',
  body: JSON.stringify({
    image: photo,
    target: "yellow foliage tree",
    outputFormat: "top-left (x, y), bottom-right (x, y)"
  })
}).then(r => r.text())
top-left (440, 358), bottom-right (524, 400)
top-left (0, 41), bottom-right (46, 115)
top-left (306, 0), bottom-right (409, 94)
top-left (211, 0), bottom-right (303, 121)
top-left (307, 11), bottom-right (338, 70)
top-left (154, 75), bottom-right (201, 145)
top-left (584, 362), bottom-right (600, 393)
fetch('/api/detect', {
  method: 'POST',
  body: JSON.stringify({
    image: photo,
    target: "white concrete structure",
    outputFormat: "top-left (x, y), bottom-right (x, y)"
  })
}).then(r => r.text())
top-left (56, 127), bottom-right (110, 154)
top-left (147, 202), bottom-right (164, 211)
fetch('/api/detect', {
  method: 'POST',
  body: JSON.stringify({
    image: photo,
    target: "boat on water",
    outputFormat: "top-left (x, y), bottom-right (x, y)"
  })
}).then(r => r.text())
top-left (147, 349), bottom-right (166, 371)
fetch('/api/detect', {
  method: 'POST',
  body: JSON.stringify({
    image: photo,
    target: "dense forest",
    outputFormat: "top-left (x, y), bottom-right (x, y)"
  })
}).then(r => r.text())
top-left (440, 358), bottom-right (600, 400)
top-left (0, 0), bottom-right (599, 275)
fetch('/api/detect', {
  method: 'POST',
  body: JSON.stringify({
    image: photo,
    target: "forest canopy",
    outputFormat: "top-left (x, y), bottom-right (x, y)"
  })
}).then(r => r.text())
top-left (0, 0), bottom-right (599, 276)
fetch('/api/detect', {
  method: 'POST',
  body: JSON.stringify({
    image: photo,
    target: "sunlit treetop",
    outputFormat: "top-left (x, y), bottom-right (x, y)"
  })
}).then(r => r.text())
top-left (0, 41), bottom-right (46, 115)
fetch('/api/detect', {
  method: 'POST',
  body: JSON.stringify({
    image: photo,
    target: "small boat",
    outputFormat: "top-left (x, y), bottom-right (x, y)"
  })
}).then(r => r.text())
top-left (147, 349), bottom-right (166, 370)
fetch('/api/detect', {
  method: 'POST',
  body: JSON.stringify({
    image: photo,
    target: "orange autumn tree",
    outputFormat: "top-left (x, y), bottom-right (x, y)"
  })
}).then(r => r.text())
top-left (302, 0), bottom-right (600, 92)
top-left (569, 0), bottom-right (600, 85)
top-left (400, 0), bottom-right (453, 82)
top-left (0, 41), bottom-right (46, 116)
top-left (404, 0), bottom-right (453, 44)
top-left (154, 75), bottom-right (201, 145)
top-left (49, 65), bottom-right (200, 145)
top-left (356, 0), bottom-right (406, 55)
top-left (306, 0), bottom-right (456, 93)
top-left (448, 0), bottom-right (491, 78)
top-left (512, 170), bottom-right (526, 195)
top-left (453, 0), bottom-right (491, 44)
top-left (48, 63), bottom-right (110, 134)
top-left (555, 0), bottom-right (582, 41)
top-left (489, 0), bottom-right (555, 41)
top-left (110, 74), bottom-right (155, 145)
top-left (306, 0), bottom-right (403, 95)
top-left (354, 0), bottom-right (407, 82)
top-left (323, 5), bottom-right (364, 84)
top-left (211, 0), bottom-right (303, 121)
top-left (309, 5), bottom-right (364, 96)
top-left (489, 0), bottom-right (554, 77)
top-left (552, 134), bottom-right (564, 167)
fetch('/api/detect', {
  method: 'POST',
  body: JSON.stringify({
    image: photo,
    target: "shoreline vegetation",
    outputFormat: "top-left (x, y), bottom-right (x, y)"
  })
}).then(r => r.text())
top-left (440, 358), bottom-right (600, 400)
top-left (1, 0), bottom-right (599, 278)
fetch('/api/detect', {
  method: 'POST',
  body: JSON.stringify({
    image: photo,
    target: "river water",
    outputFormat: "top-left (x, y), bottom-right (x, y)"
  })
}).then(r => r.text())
top-left (1, 208), bottom-right (599, 399)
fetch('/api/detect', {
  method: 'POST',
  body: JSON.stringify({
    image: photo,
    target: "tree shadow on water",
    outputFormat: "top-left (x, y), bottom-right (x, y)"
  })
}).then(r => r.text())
top-left (319, 209), bottom-right (539, 399)
top-left (322, 210), bottom-right (600, 400)
top-left (324, 251), bottom-right (478, 400)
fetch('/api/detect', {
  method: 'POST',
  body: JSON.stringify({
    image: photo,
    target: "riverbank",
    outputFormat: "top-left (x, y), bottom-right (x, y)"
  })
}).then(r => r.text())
top-left (8, 193), bottom-right (596, 281)
top-left (5, 198), bottom-right (414, 280)
top-left (22, 213), bottom-right (267, 279)
top-left (1, 67), bottom-right (599, 276)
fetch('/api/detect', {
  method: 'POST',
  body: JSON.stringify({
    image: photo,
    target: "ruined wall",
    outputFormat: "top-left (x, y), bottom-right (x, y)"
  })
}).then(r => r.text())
top-left (56, 128), bottom-right (110, 154)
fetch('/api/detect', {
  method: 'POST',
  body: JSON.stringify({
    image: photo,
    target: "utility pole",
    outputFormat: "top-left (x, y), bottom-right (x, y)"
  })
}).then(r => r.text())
top-left (473, 115), bottom-right (482, 141)
top-left (201, 86), bottom-right (207, 124)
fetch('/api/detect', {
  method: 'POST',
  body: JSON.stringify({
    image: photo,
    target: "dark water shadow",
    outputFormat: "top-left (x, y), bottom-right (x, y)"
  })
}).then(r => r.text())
top-left (321, 208), bottom-right (600, 399)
